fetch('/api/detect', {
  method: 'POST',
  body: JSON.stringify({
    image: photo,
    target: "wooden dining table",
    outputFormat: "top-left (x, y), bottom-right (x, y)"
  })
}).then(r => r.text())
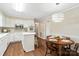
top-left (48, 38), bottom-right (74, 56)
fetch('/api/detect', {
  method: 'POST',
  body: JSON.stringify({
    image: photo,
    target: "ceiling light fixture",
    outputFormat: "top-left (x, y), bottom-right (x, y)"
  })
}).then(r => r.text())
top-left (12, 3), bottom-right (25, 12)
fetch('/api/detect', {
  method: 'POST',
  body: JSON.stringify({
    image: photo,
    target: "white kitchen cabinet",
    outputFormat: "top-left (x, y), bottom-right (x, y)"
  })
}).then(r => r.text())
top-left (13, 32), bottom-right (23, 41)
top-left (0, 39), bottom-right (7, 56)
top-left (5, 18), bottom-right (14, 27)
top-left (5, 17), bottom-right (34, 28)
top-left (5, 34), bottom-right (11, 45)
top-left (0, 15), bottom-right (3, 26)
top-left (8, 32), bottom-right (23, 42)
top-left (0, 12), bottom-right (6, 27)
top-left (0, 32), bottom-right (35, 55)
top-left (0, 32), bottom-right (22, 56)
top-left (0, 34), bottom-right (8, 56)
top-left (8, 33), bottom-right (16, 42)
top-left (22, 33), bottom-right (35, 52)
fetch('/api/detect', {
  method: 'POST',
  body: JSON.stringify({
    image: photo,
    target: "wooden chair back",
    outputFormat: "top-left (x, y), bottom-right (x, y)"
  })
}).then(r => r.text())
top-left (74, 43), bottom-right (79, 52)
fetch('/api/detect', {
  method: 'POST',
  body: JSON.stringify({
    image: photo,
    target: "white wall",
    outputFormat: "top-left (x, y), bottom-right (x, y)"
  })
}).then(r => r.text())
top-left (51, 6), bottom-right (79, 43)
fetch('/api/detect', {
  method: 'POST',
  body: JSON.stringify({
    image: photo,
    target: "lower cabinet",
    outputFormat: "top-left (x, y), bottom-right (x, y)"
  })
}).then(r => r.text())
top-left (13, 33), bottom-right (23, 41)
top-left (22, 34), bottom-right (34, 52)
top-left (0, 32), bottom-right (35, 55)
top-left (0, 36), bottom-right (8, 56)
top-left (0, 33), bottom-right (23, 56)
top-left (9, 33), bottom-right (23, 43)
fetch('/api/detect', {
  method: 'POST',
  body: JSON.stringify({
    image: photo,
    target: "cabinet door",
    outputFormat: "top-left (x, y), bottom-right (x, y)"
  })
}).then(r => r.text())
top-left (2, 15), bottom-right (6, 27)
top-left (23, 35), bottom-right (34, 52)
top-left (0, 14), bottom-right (3, 26)
top-left (0, 44), bottom-right (4, 56)
top-left (5, 34), bottom-right (10, 45)
top-left (7, 33), bottom-right (23, 43)
top-left (0, 12), bottom-right (5, 27)
top-left (14, 33), bottom-right (23, 41)
top-left (0, 38), bottom-right (7, 56)
top-left (9, 33), bottom-right (14, 42)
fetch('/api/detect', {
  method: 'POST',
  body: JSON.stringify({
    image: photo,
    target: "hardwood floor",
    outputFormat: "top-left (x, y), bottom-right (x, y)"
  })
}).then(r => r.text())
top-left (3, 41), bottom-right (45, 56)
top-left (3, 41), bottom-right (79, 56)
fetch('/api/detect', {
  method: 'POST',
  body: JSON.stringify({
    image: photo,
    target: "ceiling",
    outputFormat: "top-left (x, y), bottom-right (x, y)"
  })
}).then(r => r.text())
top-left (0, 3), bottom-right (79, 20)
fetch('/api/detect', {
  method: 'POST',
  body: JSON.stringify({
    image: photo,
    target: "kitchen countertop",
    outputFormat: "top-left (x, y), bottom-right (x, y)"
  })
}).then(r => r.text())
top-left (22, 32), bottom-right (36, 35)
top-left (0, 32), bottom-right (35, 39)
top-left (0, 33), bottom-right (8, 39)
top-left (0, 32), bottom-right (35, 38)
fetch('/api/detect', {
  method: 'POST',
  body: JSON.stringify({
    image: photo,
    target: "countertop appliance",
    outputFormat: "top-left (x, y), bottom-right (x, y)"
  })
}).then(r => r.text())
top-left (1, 28), bottom-right (10, 33)
top-left (15, 24), bottom-right (24, 29)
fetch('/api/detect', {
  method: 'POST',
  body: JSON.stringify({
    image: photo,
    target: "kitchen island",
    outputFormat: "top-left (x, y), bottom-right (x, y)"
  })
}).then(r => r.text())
top-left (22, 32), bottom-right (35, 52)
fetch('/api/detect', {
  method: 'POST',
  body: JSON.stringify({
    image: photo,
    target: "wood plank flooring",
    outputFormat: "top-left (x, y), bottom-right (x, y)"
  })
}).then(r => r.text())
top-left (3, 41), bottom-right (45, 56)
top-left (3, 41), bottom-right (79, 56)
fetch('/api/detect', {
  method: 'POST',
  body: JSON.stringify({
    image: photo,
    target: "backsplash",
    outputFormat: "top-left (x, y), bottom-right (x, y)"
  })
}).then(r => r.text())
top-left (0, 26), bottom-right (35, 33)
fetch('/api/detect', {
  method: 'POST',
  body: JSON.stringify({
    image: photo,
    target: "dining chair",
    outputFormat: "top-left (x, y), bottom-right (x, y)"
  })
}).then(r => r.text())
top-left (69, 43), bottom-right (79, 56)
top-left (45, 35), bottom-right (58, 56)
top-left (47, 35), bottom-right (54, 39)
top-left (45, 40), bottom-right (58, 56)
top-left (65, 43), bottom-right (79, 56)
top-left (63, 37), bottom-right (71, 51)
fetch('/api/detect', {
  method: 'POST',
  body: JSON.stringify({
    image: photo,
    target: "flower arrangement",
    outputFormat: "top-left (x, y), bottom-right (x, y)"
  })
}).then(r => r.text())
top-left (54, 36), bottom-right (62, 40)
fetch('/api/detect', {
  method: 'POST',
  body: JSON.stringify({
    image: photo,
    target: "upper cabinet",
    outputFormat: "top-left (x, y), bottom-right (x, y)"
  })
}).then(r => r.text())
top-left (6, 17), bottom-right (35, 28)
top-left (0, 12), bottom-right (35, 29)
top-left (0, 12), bottom-right (5, 27)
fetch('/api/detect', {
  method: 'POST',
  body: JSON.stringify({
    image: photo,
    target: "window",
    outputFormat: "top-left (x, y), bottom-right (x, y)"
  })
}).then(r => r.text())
top-left (52, 12), bottom-right (64, 22)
